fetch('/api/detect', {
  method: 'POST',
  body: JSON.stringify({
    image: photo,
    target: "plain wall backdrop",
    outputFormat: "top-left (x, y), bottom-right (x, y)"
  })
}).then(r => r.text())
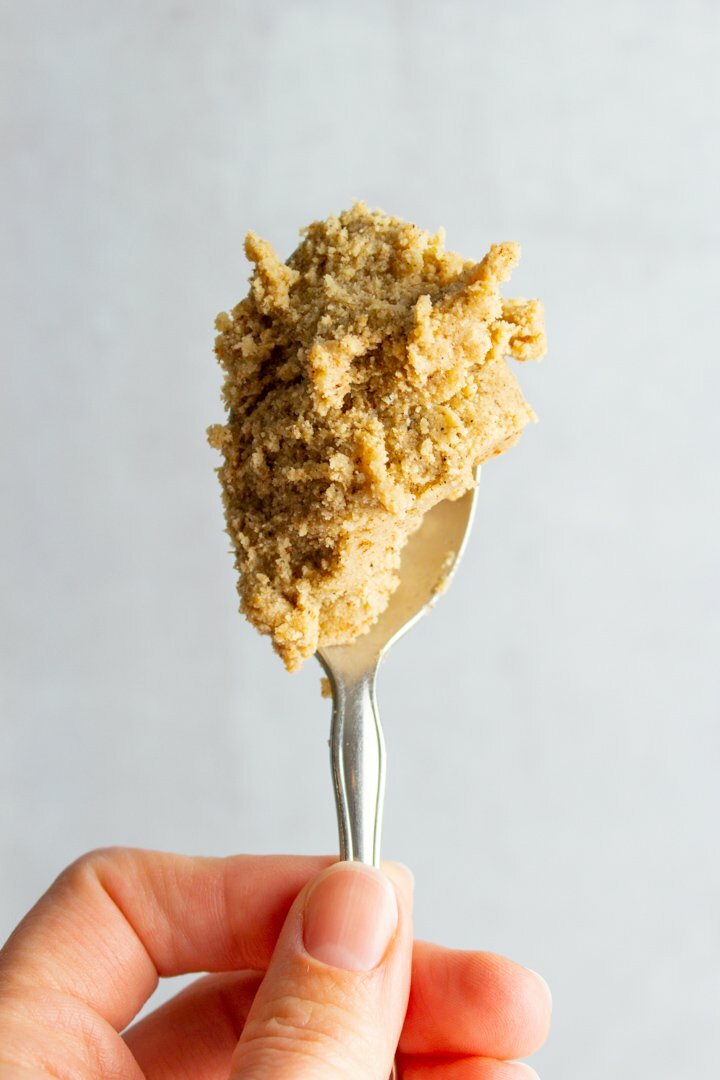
top-left (1, 1), bottom-right (719, 1076)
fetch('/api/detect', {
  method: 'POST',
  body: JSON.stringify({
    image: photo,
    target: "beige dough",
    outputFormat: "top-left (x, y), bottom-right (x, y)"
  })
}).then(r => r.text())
top-left (209, 203), bottom-right (546, 671)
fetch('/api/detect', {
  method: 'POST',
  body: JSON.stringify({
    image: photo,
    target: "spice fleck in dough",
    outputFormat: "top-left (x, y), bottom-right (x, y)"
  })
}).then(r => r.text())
top-left (209, 204), bottom-right (546, 671)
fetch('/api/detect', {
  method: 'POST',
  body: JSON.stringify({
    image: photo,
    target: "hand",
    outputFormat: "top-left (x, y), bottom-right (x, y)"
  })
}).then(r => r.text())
top-left (0, 849), bottom-right (551, 1078)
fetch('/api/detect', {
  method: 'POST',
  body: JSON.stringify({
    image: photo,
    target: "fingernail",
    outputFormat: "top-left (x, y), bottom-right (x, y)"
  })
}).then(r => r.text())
top-left (527, 967), bottom-right (553, 1006)
top-left (384, 861), bottom-right (415, 893)
top-left (303, 863), bottom-right (398, 972)
top-left (511, 1065), bottom-right (539, 1079)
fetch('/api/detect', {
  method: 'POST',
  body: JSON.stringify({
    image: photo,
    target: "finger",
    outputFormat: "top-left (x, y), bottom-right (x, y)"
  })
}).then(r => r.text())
top-left (0, 849), bottom-right (331, 1031)
top-left (124, 971), bottom-right (262, 1080)
top-left (400, 942), bottom-right (552, 1059)
top-left (230, 862), bottom-right (414, 1079)
top-left (127, 940), bottom-right (550, 1069)
top-left (399, 1057), bottom-right (539, 1080)
top-left (0, 983), bottom-right (142, 1080)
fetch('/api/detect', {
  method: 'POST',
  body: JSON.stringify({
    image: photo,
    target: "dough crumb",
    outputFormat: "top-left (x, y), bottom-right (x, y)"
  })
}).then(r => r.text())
top-left (210, 203), bottom-right (545, 670)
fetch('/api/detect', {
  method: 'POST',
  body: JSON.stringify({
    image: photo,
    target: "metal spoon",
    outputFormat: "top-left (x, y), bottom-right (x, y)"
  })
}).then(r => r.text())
top-left (317, 473), bottom-right (479, 1078)
top-left (318, 470), bottom-right (480, 867)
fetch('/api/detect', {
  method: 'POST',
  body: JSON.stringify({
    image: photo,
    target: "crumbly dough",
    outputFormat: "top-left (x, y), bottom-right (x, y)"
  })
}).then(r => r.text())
top-left (209, 203), bottom-right (545, 671)
top-left (320, 677), bottom-right (332, 700)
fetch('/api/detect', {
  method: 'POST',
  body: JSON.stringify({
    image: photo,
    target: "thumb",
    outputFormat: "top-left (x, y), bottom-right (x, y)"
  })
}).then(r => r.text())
top-left (229, 860), bottom-right (414, 1079)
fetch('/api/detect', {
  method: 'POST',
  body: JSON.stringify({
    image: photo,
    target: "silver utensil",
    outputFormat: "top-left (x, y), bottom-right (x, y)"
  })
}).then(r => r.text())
top-left (318, 471), bottom-right (480, 867)
top-left (318, 474), bottom-right (479, 1079)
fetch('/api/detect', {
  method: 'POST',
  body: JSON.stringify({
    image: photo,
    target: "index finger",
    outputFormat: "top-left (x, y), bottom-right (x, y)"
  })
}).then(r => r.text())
top-left (0, 848), bottom-right (332, 1031)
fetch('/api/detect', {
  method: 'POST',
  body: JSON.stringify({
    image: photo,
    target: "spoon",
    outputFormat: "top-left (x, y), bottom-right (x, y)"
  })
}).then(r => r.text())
top-left (317, 472), bottom-right (479, 1078)
top-left (318, 469), bottom-right (480, 867)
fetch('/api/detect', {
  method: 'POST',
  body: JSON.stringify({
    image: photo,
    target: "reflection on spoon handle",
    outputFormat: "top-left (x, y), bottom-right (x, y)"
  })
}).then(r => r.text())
top-left (328, 665), bottom-right (386, 867)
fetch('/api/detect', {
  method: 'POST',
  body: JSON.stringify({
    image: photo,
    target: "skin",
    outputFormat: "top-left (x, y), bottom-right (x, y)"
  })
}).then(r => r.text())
top-left (0, 849), bottom-right (551, 1079)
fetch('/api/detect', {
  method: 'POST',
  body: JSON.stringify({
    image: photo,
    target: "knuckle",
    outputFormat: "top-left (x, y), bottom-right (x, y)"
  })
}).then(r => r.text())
top-left (56, 847), bottom-right (129, 890)
top-left (240, 991), bottom-right (368, 1069)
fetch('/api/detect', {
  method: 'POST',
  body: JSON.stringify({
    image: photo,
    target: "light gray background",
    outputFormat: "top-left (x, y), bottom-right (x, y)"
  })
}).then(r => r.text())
top-left (1, 1), bottom-right (719, 1076)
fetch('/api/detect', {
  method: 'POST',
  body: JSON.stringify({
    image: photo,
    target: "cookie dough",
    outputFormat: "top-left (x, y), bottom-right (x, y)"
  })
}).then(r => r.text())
top-left (209, 203), bottom-right (545, 670)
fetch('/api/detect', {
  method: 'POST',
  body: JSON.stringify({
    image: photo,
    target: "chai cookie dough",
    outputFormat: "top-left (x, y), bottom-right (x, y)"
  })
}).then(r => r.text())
top-left (209, 203), bottom-right (545, 671)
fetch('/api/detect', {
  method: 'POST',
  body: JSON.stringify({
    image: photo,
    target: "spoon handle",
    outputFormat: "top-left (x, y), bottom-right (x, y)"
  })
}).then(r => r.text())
top-left (324, 662), bottom-right (397, 1080)
top-left (328, 665), bottom-right (386, 868)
